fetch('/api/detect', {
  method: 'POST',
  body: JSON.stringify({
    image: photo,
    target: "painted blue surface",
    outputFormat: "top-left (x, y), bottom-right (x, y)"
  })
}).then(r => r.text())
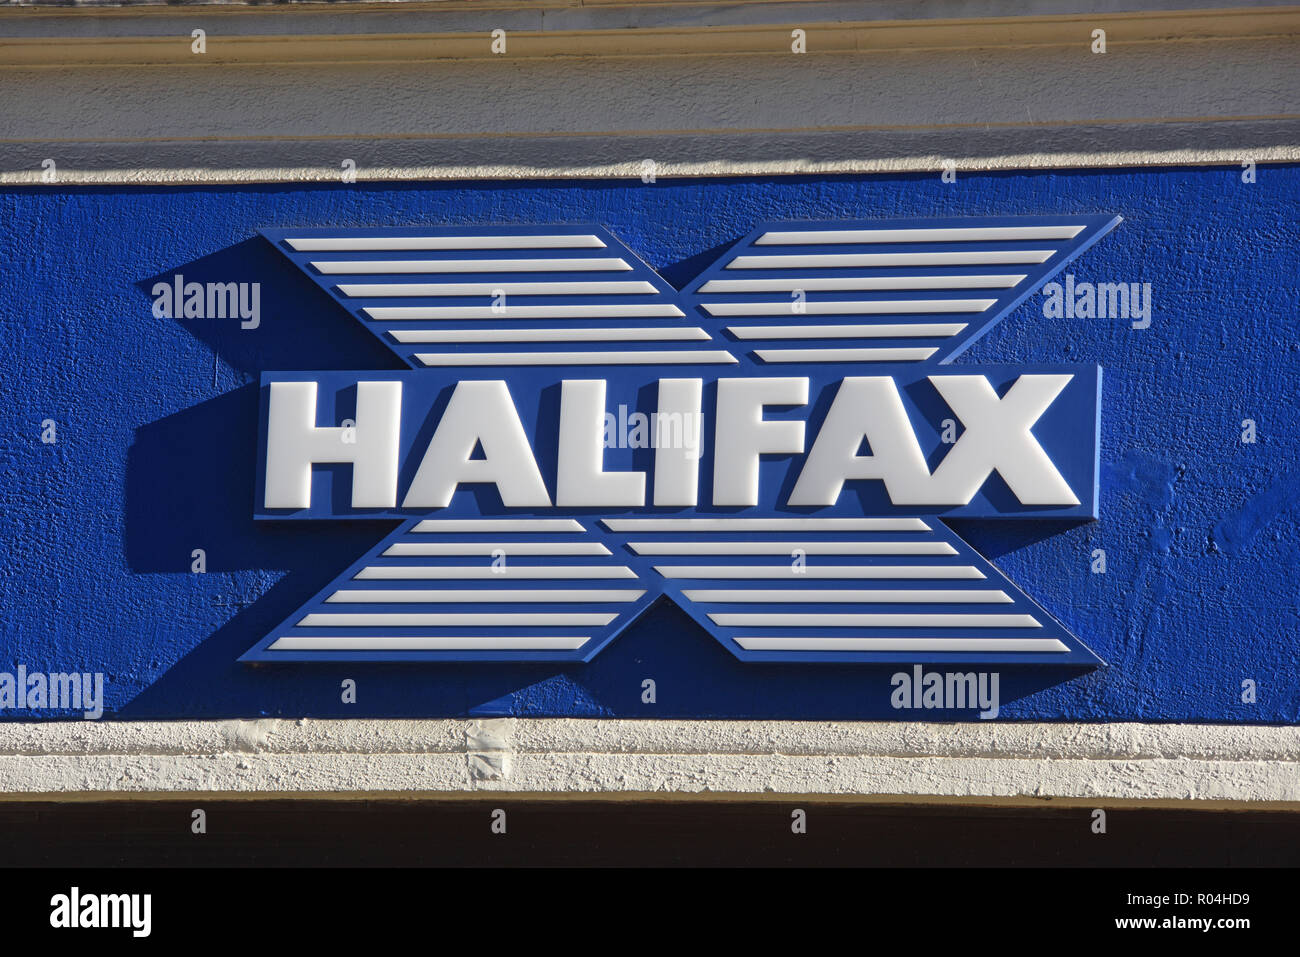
top-left (0, 167), bottom-right (1296, 720)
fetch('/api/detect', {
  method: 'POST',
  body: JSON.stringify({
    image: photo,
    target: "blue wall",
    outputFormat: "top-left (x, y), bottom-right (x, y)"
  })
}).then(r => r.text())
top-left (0, 166), bottom-right (1296, 721)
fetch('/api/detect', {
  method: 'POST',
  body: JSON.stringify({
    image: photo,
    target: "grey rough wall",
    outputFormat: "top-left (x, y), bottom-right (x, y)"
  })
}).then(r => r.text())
top-left (2, 40), bottom-right (1297, 181)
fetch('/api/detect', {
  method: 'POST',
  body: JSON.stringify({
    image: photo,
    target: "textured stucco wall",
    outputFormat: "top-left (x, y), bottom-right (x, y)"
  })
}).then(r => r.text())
top-left (1, 167), bottom-right (1296, 724)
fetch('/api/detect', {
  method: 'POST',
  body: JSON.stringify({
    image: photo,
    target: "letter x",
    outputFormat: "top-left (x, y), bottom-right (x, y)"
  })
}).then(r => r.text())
top-left (241, 216), bottom-right (1120, 666)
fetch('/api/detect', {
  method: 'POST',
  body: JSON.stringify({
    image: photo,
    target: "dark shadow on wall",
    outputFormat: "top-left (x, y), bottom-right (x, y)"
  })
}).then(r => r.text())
top-left (945, 518), bottom-right (1086, 562)
top-left (124, 386), bottom-right (416, 570)
top-left (134, 235), bottom-right (400, 378)
top-left (656, 238), bottom-right (737, 290)
top-left (125, 233), bottom-right (401, 577)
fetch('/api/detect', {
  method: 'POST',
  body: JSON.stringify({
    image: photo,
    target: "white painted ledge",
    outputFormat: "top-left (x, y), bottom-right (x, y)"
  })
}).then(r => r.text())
top-left (1, 720), bottom-right (1297, 805)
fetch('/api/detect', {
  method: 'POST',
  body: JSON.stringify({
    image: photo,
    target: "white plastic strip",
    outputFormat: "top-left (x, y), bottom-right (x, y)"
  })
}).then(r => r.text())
top-left (367, 304), bottom-right (685, 319)
top-left (630, 541), bottom-right (956, 556)
top-left (411, 519), bottom-right (583, 533)
top-left (698, 275), bottom-right (1025, 292)
top-left (734, 636), bottom-right (1068, 652)
top-left (298, 612), bottom-right (618, 626)
top-left (371, 304), bottom-right (686, 319)
top-left (710, 612), bottom-right (1040, 627)
top-left (728, 250), bottom-right (1055, 268)
top-left (315, 257), bottom-right (631, 274)
top-left (269, 635), bottom-right (592, 650)
top-left (415, 350), bottom-right (737, 366)
top-left (655, 565), bottom-right (984, 579)
top-left (355, 565), bottom-right (637, 579)
top-left (393, 327), bottom-right (710, 342)
top-left (603, 518), bottom-right (929, 532)
top-left (727, 323), bottom-right (966, 339)
top-left (341, 280), bottom-right (658, 297)
top-left (681, 589), bottom-right (1012, 603)
top-left (383, 542), bottom-right (611, 556)
top-left (754, 226), bottom-right (1085, 244)
top-left (287, 236), bottom-right (605, 251)
top-left (756, 347), bottom-right (938, 362)
top-left (703, 299), bottom-right (994, 316)
top-left (325, 589), bottom-right (645, 603)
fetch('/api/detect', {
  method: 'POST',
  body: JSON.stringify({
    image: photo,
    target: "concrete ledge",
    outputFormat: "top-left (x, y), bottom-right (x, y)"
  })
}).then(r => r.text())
top-left (3, 139), bottom-right (1296, 186)
top-left (1, 720), bottom-right (1297, 804)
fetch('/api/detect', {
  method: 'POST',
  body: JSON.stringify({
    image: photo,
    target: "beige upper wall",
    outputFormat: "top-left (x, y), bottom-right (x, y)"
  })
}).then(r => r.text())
top-left (1, 1), bottom-right (1297, 181)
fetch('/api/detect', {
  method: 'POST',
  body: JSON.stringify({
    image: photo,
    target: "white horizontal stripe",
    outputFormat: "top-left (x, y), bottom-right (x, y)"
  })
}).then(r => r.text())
top-left (655, 565), bottom-right (984, 580)
top-left (367, 304), bottom-right (685, 319)
top-left (704, 299), bottom-right (994, 316)
top-left (757, 347), bottom-right (938, 362)
top-left (711, 613), bottom-right (1040, 628)
top-left (393, 327), bottom-right (711, 343)
top-left (416, 350), bottom-right (738, 366)
top-left (755, 226), bottom-right (1085, 245)
top-left (411, 519), bottom-right (583, 533)
top-left (340, 280), bottom-right (658, 297)
top-left (603, 518), bottom-right (929, 532)
top-left (326, 589), bottom-right (645, 603)
top-left (315, 257), bottom-right (631, 274)
top-left (682, 589), bottom-right (1012, 603)
top-left (699, 274), bottom-right (1025, 292)
top-left (734, 636), bottom-right (1069, 652)
top-left (728, 323), bottom-right (966, 339)
top-left (270, 636), bottom-right (591, 650)
top-left (631, 541), bottom-right (955, 556)
top-left (356, 565), bottom-right (637, 580)
top-left (384, 542), bottom-right (610, 556)
top-left (728, 251), bottom-right (1055, 268)
top-left (374, 304), bottom-right (686, 319)
top-left (299, 612), bottom-right (617, 627)
top-left (286, 236), bottom-right (605, 251)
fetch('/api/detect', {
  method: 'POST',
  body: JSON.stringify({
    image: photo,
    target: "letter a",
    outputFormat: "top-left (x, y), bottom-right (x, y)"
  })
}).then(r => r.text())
top-left (404, 380), bottom-right (550, 508)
